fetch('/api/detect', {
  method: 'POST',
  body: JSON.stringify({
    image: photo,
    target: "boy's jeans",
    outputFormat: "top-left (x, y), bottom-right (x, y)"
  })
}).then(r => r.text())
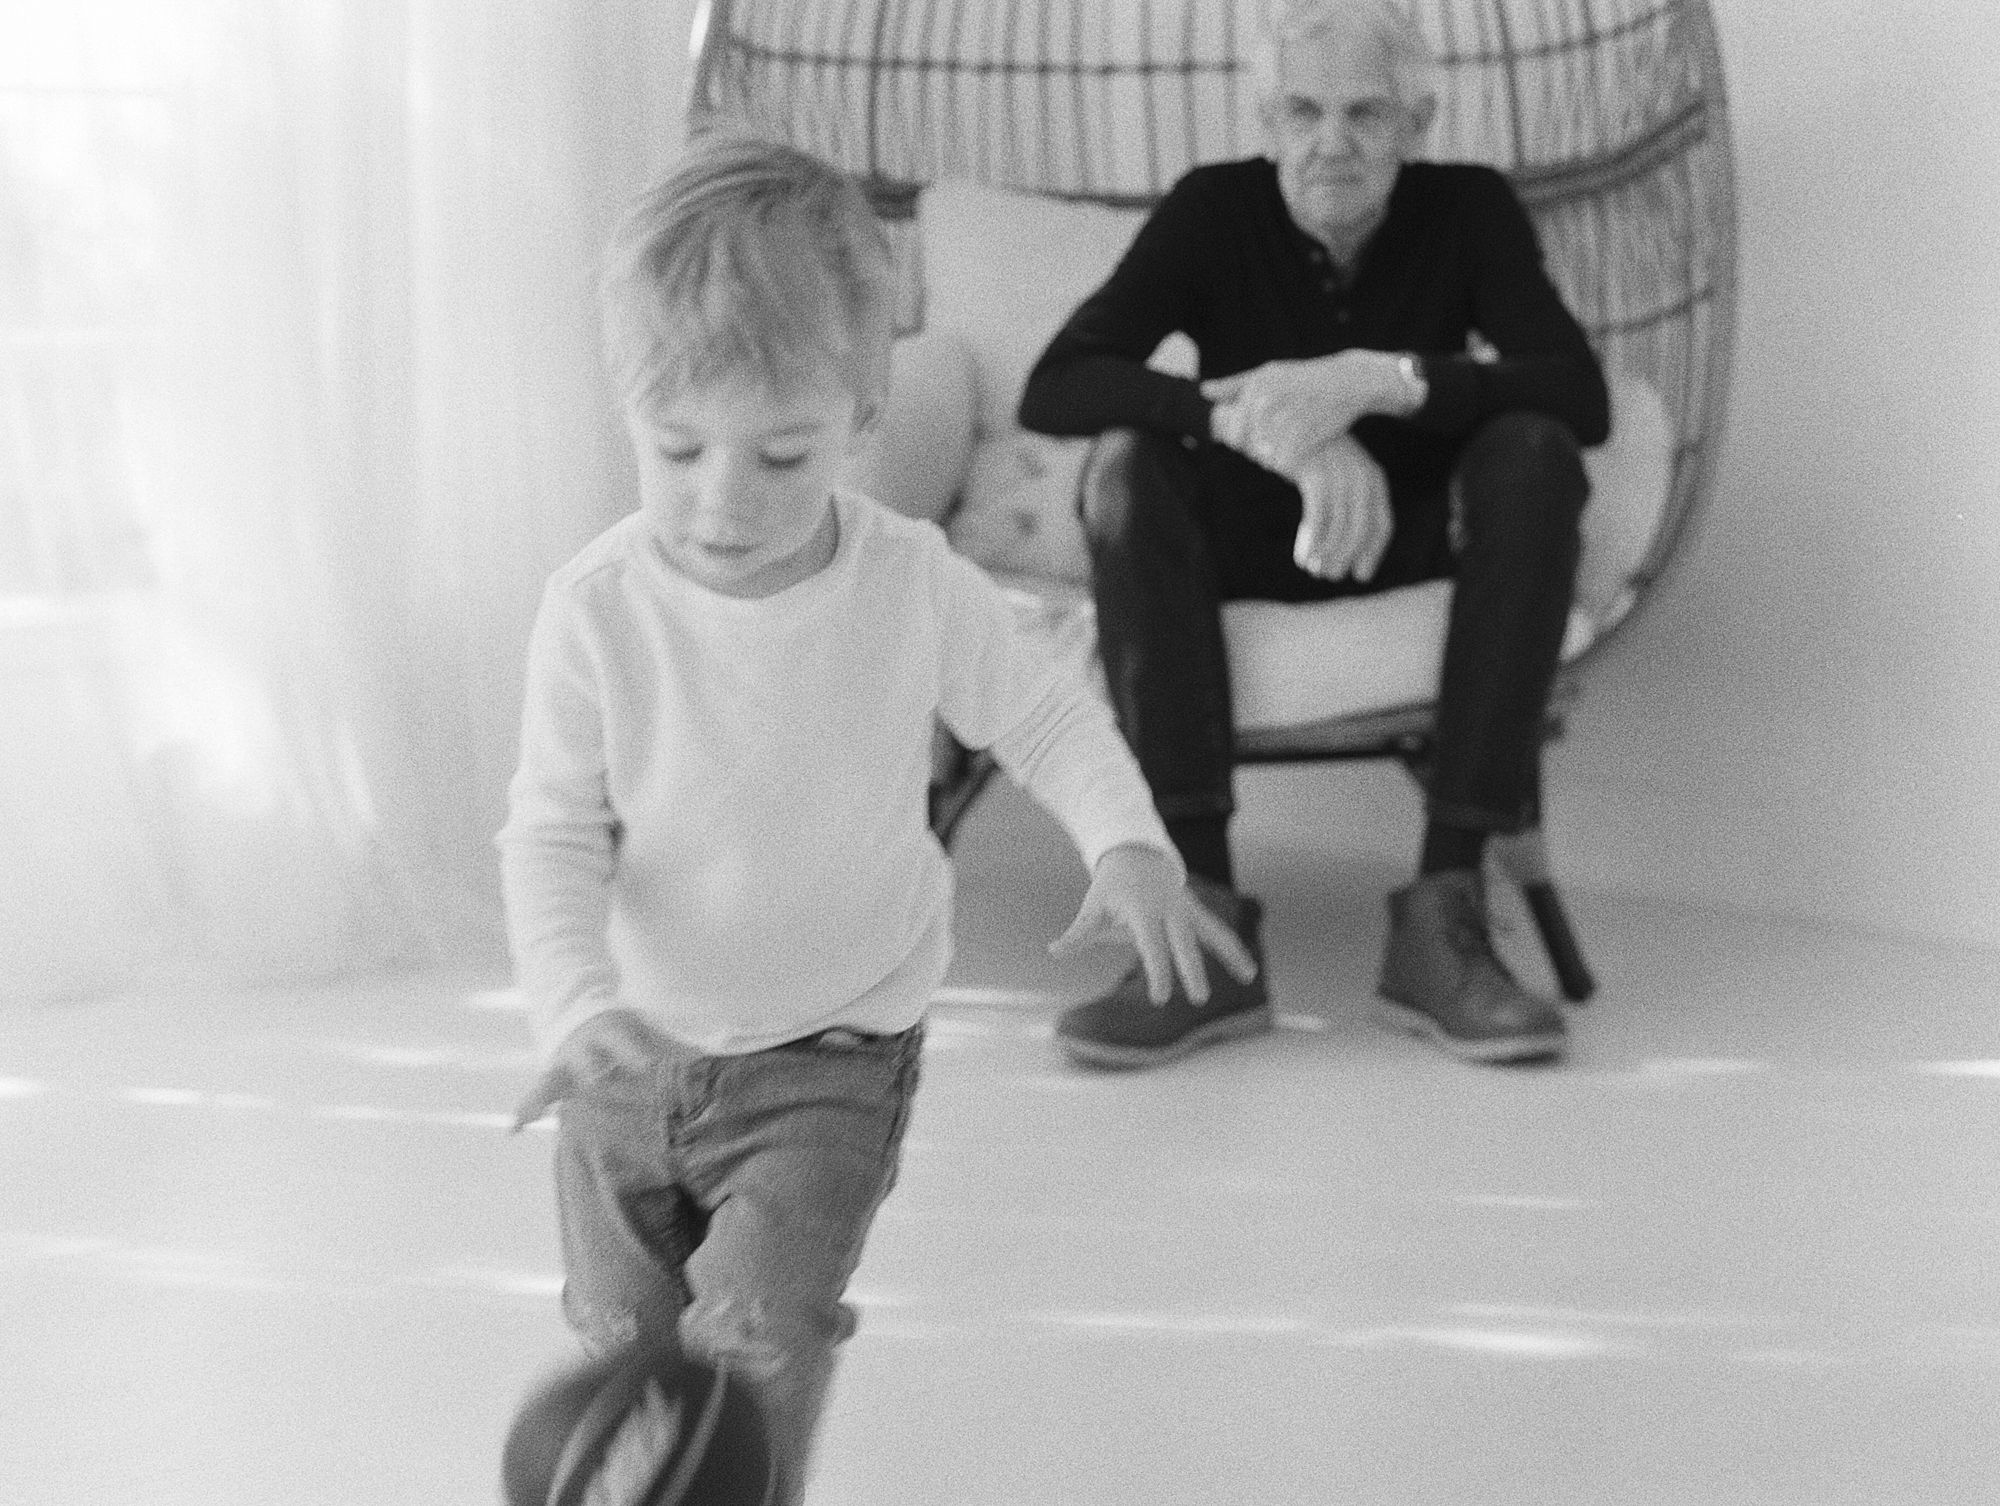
top-left (554, 1023), bottom-right (923, 1504)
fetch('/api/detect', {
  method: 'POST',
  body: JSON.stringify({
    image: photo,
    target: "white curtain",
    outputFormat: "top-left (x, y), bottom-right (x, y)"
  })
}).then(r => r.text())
top-left (0, 0), bottom-right (696, 999)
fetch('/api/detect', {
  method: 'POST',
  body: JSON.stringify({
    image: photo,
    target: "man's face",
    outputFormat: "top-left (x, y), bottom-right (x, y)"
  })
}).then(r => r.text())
top-left (1261, 26), bottom-right (1432, 251)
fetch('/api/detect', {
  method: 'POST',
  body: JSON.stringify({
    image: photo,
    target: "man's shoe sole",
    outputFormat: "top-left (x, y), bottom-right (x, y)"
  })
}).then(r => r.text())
top-left (1370, 998), bottom-right (1566, 1064)
top-left (1057, 1004), bottom-right (1277, 1070)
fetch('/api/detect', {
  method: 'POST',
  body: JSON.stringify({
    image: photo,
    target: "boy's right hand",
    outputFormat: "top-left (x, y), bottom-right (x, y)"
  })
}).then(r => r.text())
top-left (511, 1008), bottom-right (665, 1131)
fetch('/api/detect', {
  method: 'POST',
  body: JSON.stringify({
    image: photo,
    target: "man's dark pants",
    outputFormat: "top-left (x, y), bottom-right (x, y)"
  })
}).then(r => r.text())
top-left (1080, 413), bottom-right (1590, 837)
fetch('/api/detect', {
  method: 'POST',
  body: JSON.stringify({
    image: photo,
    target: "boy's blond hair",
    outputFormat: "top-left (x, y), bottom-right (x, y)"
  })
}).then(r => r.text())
top-left (600, 132), bottom-right (896, 414)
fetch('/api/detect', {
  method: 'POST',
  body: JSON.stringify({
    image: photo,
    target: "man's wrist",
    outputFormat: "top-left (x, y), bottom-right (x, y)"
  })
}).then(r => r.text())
top-left (1390, 351), bottom-right (1429, 416)
top-left (1208, 395), bottom-right (1248, 452)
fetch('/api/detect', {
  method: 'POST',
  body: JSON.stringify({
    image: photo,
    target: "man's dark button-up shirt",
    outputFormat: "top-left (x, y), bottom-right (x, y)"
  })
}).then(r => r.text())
top-left (1018, 157), bottom-right (1611, 483)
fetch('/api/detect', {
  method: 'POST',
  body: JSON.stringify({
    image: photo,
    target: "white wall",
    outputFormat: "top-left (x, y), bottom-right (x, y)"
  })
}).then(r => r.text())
top-left (1260, 1), bottom-right (2000, 952)
top-left (1562, 0), bottom-right (2000, 949)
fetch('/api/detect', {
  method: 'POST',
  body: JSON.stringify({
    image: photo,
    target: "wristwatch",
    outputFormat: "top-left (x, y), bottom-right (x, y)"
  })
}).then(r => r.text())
top-left (1395, 352), bottom-right (1429, 414)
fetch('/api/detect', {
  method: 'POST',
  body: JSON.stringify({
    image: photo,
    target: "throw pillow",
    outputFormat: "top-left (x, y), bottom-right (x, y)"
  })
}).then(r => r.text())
top-left (944, 429), bottom-right (1093, 584)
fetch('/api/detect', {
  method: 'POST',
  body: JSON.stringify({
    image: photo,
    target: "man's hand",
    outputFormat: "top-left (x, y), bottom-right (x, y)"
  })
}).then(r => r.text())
top-left (1203, 349), bottom-right (1408, 475)
top-left (1291, 435), bottom-right (1393, 583)
top-left (512, 1008), bottom-right (665, 1130)
top-left (1048, 844), bottom-right (1259, 1005)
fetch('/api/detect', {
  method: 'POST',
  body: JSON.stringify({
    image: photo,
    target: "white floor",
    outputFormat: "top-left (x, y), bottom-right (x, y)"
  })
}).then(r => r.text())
top-left (5, 777), bottom-right (2000, 1505)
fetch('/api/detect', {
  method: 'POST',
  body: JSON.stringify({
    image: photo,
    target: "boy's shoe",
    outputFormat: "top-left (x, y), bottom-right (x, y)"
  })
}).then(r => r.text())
top-left (1053, 874), bottom-right (1273, 1069)
top-left (1373, 869), bottom-right (1567, 1063)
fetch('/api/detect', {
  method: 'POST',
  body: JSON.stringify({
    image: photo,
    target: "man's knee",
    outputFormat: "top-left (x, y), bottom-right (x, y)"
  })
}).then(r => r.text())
top-left (1077, 427), bottom-right (1199, 551)
top-left (1454, 411), bottom-right (1590, 547)
top-left (1460, 412), bottom-right (1588, 506)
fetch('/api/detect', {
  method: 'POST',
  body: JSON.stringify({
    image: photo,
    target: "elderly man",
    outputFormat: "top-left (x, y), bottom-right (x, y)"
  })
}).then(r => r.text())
top-left (1018, 0), bottom-right (1608, 1067)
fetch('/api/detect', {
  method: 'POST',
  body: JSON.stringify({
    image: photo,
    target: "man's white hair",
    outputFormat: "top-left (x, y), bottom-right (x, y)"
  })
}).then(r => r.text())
top-left (1249, 0), bottom-right (1437, 109)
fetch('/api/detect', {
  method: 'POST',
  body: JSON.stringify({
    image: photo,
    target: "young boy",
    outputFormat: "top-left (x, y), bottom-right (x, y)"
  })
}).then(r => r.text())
top-left (498, 133), bottom-right (1256, 1504)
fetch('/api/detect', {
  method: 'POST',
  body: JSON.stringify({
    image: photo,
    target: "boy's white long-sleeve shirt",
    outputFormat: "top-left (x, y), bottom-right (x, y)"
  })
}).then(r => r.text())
top-left (498, 491), bottom-right (1177, 1059)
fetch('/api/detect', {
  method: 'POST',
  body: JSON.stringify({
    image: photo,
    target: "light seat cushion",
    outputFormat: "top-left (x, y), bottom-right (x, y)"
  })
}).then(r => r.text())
top-left (971, 375), bottom-right (1667, 733)
top-left (985, 573), bottom-right (1593, 737)
top-left (939, 374), bottom-right (1670, 732)
top-left (1220, 586), bottom-right (1598, 733)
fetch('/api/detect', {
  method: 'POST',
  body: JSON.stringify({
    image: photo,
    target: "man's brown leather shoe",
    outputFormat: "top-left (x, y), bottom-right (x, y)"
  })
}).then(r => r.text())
top-left (1374, 869), bottom-right (1567, 1063)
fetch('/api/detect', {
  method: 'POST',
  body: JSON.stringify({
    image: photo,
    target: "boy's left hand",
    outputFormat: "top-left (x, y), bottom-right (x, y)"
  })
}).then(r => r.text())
top-left (1049, 844), bottom-right (1259, 1004)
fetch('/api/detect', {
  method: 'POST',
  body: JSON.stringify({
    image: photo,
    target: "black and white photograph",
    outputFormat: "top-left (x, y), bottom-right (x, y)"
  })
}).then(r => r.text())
top-left (3, 1), bottom-right (1996, 1502)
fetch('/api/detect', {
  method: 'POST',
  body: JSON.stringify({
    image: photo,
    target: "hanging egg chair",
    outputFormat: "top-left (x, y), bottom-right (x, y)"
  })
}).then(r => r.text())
top-left (687, 0), bottom-right (1739, 999)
